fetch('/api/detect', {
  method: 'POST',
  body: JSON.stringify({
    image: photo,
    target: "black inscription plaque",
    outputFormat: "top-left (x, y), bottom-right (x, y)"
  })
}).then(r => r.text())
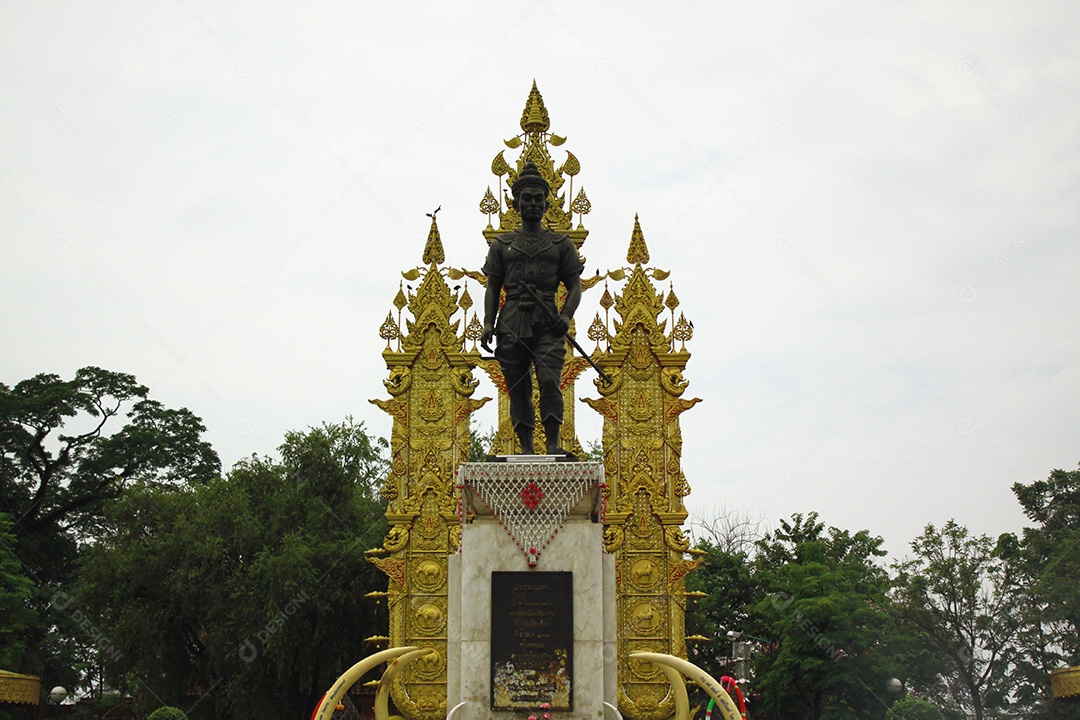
top-left (490, 571), bottom-right (573, 710)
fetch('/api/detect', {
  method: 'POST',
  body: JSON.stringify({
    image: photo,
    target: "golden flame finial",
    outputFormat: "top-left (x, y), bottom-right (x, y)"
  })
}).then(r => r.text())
top-left (520, 80), bottom-right (550, 134)
top-left (482, 84), bottom-right (587, 243)
top-left (626, 214), bottom-right (650, 265)
top-left (422, 206), bottom-right (445, 265)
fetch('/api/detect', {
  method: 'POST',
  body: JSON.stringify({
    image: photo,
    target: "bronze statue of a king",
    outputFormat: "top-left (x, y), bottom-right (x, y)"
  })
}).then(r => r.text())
top-left (480, 161), bottom-right (583, 456)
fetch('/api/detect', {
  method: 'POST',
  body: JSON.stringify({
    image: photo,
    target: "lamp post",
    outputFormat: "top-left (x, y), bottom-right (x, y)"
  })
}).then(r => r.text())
top-left (49, 686), bottom-right (67, 718)
top-left (725, 631), bottom-right (748, 682)
top-left (723, 630), bottom-right (769, 684)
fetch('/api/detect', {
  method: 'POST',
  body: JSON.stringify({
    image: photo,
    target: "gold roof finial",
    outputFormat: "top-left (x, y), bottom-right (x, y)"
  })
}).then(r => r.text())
top-left (520, 79), bottom-right (550, 134)
top-left (626, 214), bottom-right (650, 265)
top-left (422, 206), bottom-right (445, 265)
top-left (479, 187), bottom-right (498, 229)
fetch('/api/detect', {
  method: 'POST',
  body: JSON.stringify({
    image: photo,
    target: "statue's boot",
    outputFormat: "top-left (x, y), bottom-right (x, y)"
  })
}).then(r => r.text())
top-left (543, 419), bottom-right (577, 460)
top-left (515, 424), bottom-right (535, 455)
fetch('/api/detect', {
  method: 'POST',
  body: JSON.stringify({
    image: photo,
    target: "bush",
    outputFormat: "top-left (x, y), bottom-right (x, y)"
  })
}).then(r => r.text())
top-left (885, 697), bottom-right (945, 720)
top-left (147, 707), bottom-right (188, 720)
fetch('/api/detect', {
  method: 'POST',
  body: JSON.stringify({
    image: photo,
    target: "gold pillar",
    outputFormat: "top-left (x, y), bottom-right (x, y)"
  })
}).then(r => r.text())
top-left (583, 216), bottom-right (701, 720)
top-left (370, 213), bottom-right (489, 720)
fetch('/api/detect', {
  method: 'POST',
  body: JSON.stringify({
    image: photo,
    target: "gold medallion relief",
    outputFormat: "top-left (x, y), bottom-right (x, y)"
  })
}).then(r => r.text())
top-left (412, 558), bottom-right (444, 592)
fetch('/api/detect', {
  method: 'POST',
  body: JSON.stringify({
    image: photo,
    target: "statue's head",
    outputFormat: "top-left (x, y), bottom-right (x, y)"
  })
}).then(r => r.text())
top-left (511, 161), bottom-right (550, 220)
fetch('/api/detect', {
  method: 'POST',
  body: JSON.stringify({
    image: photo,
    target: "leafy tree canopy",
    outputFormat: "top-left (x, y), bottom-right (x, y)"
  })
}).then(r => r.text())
top-left (890, 520), bottom-right (1022, 720)
top-left (147, 707), bottom-right (189, 720)
top-left (885, 696), bottom-right (945, 720)
top-left (1001, 464), bottom-right (1080, 718)
top-left (0, 512), bottom-right (36, 669)
top-left (1012, 464), bottom-right (1080, 663)
top-left (0, 366), bottom-right (219, 582)
top-left (75, 418), bottom-right (388, 720)
top-left (750, 512), bottom-right (898, 720)
top-left (685, 508), bottom-right (763, 682)
top-left (0, 366), bottom-right (219, 686)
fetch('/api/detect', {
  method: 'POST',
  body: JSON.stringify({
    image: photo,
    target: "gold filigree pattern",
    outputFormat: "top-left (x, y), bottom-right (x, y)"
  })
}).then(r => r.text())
top-left (570, 187), bottom-right (591, 228)
top-left (464, 314), bottom-right (483, 348)
top-left (626, 214), bottom-right (650, 265)
top-left (370, 216), bottom-right (491, 720)
top-left (479, 187), bottom-right (499, 229)
top-left (379, 312), bottom-right (399, 349)
top-left (581, 217), bottom-right (701, 720)
top-left (1052, 666), bottom-right (1080, 699)
top-left (673, 312), bottom-right (693, 350)
top-left (422, 213), bottom-right (445, 266)
top-left (481, 81), bottom-right (589, 251)
top-left (588, 312), bottom-right (608, 350)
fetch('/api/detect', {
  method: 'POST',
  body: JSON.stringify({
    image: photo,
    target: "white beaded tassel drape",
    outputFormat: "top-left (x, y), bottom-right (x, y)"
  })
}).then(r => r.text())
top-left (458, 462), bottom-right (604, 567)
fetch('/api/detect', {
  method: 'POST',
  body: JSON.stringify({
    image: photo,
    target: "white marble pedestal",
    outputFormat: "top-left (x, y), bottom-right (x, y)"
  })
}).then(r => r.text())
top-left (448, 461), bottom-right (616, 720)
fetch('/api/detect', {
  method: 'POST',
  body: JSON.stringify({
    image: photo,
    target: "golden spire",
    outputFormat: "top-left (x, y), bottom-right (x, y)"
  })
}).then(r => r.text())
top-left (520, 79), bottom-right (550, 134)
top-left (481, 83), bottom-right (587, 248)
top-left (626, 214), bottom-right (650, 265)
top-left (422, 207), bottom-right (445, 265)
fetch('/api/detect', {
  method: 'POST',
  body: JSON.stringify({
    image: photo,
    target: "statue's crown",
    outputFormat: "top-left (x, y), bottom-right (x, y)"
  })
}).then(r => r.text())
top-left (511, 161), bottom-right (550, 197)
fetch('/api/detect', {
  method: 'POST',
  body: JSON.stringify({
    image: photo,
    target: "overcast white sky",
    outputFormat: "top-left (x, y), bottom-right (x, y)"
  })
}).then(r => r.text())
top-left (3, 2), bottom-right (1077, 558)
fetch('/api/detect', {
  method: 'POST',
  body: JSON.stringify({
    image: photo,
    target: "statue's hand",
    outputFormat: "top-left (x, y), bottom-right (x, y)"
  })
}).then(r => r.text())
top-left (480, 323), bottom-right (495, 353)
top-left (554, 313), bottom-right (572, 336)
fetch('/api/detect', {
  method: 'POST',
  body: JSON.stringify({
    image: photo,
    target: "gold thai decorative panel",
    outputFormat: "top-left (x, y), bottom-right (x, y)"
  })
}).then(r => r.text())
top-left (582, 216), bottom-right (702, 720)
top-left (370, 213), bottom-right (489, 720)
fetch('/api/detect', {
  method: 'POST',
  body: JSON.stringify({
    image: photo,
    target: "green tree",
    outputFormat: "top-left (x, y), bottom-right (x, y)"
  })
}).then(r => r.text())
top-left (582, 439), bottom-right (603, 463)
top-left (885, 696), bottom-right (945, 720)
top-left (0, 512), bottom-right (36, 669)
top-left (469, 422), bottom-right (497, 462)
top-left (76, 418), bottom-right (388, 720)
top-left (0, 366), bottom-right (219, 582)
top-left (685, 509), bottom-right (762, 682)
top-left (750, 513), bottom-right (899, 720)
top-left (0, 366), bottom-right (218, 690)
top-left (147, 707), bottom-right (189, 720)
top-left (890, 520), bottom-right (1022, 720)
top-left (1005, 464), bottom-right (1080, 719)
